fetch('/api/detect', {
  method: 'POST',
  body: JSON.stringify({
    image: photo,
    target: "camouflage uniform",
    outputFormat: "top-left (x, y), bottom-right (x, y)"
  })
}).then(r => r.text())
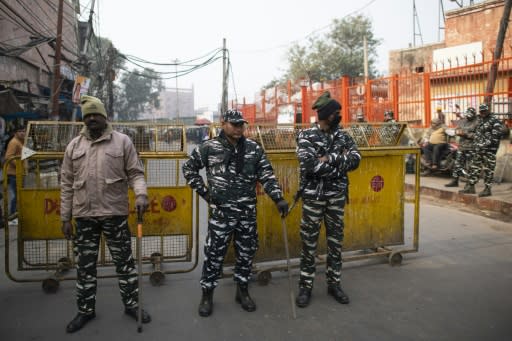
top-left (451, 116), bottom-right (478, 179)
top-left (296, 125), bottom-right (361, 290)
top-left (182, 130), bottom-right (284, 289)
top-left (74, 216), bottom-right (137, 314)
top-left (467, 113), bottom-right (503, 187)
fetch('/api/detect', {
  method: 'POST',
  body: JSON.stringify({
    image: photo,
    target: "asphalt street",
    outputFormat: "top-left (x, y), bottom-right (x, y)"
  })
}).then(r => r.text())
top-left (1, 201), bottom-right (512, 341)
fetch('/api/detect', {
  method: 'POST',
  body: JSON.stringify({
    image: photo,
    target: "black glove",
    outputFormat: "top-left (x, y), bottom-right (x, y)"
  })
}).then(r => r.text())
top-left (276, 199), bottom-right (289, 217)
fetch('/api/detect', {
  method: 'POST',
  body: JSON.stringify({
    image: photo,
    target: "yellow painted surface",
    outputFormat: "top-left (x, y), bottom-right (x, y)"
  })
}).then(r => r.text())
top-left (19, 187), bottom-right (193, 240)
top-left (226, 149), bottom-right (406, 264)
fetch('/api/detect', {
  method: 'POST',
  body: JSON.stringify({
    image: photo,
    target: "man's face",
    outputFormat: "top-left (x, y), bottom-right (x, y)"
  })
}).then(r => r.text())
top-left (222, 121), bottom-right (245, 141)
top-left (479, 109), bottom-right (490, 118)
top-left (84, 113), bottom-right (107, 132)
top-left (15, 129), bottom-right (26, 140)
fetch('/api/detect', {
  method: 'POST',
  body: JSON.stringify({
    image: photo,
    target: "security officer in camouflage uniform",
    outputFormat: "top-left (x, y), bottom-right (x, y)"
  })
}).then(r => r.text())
top-left (459, 103), bottom-right (503, 197)
top-left (295, 91), bottom-right (361, 308)
top-left (182, 110), bottom-right (288, 317)
top-left (445, 107), bottom-right (478, 188)
top-left (60, 96), bottom-right (151, 333)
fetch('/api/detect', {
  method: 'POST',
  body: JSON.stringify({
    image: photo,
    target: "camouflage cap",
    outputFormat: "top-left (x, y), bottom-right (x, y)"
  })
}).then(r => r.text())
top-left (222, 109), bottom-right (248, 124)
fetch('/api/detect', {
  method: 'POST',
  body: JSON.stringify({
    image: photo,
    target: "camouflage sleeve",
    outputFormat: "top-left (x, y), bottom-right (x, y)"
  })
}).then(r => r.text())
top-left (337, 134), bottom-right (362, 172)
top-left (255, 145), bottom-right (283, 202)
top-left (182, 144), bottom-right (209, 198)
top-left (296, 131), bottom-right (342, 178)
top-left (488, 119), bottom-right (503, 148)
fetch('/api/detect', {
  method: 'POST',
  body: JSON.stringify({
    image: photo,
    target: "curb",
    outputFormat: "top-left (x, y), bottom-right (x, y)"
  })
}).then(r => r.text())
top-left (405, 183), bottom-right (512, 218)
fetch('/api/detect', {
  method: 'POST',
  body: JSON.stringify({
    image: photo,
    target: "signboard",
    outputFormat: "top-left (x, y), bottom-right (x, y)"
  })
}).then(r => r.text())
top-left (72, 75), bottom-right (90, 104)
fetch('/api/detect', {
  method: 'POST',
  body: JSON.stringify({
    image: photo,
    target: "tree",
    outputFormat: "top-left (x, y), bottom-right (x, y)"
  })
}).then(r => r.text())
top-left (285, 14), bottom-right (381, 83)
top-left (115, 68), bottom-right (164, 121)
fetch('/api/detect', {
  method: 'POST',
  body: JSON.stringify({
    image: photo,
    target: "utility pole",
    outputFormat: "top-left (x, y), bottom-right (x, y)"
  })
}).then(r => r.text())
top-left (106, 44), bottom-right (115, 119)
top-left (175, 59), bottom-right (180, 121)
top-left (363, 35), bottom-right (368, 82)
top-left (221, 38), bottom-right (228, 115)
top-left (484, 0), bottom-right (512, 105)
top-left (50, 0), bottom-right (64, 120)
top-left (413, 0), bottom-right (423, 47)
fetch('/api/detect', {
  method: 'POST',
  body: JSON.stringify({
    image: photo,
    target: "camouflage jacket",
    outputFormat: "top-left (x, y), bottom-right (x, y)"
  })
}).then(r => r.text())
top-left (182, 131), bottom-right (283, 208)
top-left (456, 118), bottom-right (478, 151)
top-left (473, 114), bottom-right (503, 151)
top-left (296, 125), bottom-right (361, 200)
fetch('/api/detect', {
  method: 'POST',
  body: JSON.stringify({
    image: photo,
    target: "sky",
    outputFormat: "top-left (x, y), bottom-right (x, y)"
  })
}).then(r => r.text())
top-left (88, 0), bottom-right (483, 111)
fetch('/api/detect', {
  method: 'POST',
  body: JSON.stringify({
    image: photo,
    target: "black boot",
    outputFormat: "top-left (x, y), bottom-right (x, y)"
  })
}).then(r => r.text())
top-left (198, 288), bottom-right (214, 317)
top-left (327, 285), bottom-right (350, 304)
top-left (66, 312), bottom-right (96, 333)
top-left (459, 184), bottom-right (475, 194)
top-left (235, 283), bottom-right (256, 312)
top-left (295, 287), bottom-right (312, 308)
top-left (478, 186), bottom-right (492, 197)
top-left (444, 178), bottom-right (459, 187)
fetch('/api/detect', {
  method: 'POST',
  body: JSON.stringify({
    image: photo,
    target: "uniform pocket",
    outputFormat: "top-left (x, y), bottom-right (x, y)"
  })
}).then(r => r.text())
top-left (72, 180), bottom-right (87, 208)
top-left (71, 149), bottom-right (86, 175)
top-left (105, 148), bottom-right (125, 178)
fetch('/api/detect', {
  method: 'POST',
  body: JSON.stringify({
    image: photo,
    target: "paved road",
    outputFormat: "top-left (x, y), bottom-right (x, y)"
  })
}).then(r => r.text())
top-left (1, 202), bottom-right (512, 341)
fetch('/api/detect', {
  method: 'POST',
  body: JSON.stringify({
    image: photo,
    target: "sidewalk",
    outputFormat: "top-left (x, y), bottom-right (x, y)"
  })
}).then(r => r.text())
top-left (405, 173), bottom-right (512, 221)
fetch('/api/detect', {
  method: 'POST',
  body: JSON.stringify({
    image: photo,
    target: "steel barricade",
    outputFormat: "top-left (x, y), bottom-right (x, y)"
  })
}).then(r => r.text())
top-left (3, 121), bottom-right (199, 292)
top-left (218, 123), bottom-right (420, 284)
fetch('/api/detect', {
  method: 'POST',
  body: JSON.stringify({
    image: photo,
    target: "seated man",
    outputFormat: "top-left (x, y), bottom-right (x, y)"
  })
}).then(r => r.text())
top-left (421, 118), bottom-right (448, 170)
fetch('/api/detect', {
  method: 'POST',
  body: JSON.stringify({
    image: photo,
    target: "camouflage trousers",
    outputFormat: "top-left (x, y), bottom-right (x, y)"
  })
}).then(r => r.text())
top-left (451, 149), bottom-right (475, 179)
top-left (468, 149), bottom-right (497, 187)
top-left (74, 216), bottom-right (138, 314)
top-left (299, 195), bottom-right (346, 290)
top-left (200, 205), bottom-right (258, 289)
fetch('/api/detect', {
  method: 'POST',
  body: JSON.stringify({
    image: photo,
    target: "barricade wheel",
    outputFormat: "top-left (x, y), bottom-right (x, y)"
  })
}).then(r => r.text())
top-left (256, 270), bottom-right (272, 286)
top-left (150, 271), bottom-right (165, 286)
top-left (388, 252), bottom-right (403, 266)
top-left (42, 277), bottom-right (59, 294)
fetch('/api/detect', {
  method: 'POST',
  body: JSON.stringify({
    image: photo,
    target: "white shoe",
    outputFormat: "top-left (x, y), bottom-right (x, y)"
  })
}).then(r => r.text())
top-left (8, 218), bottom-right (18, 226)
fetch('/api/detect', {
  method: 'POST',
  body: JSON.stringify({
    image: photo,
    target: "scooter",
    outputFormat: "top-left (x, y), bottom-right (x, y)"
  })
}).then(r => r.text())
top-left (419, 141), bottom-right (458, 176)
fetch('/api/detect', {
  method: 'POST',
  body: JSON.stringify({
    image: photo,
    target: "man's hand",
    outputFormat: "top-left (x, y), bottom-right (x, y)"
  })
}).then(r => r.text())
top-left (135, 195), bottom-right (149, 214)
top-left (318, 155), bottom-right (329, 163)
top-left (61, 221), bottom-right (74, 240)
top-left (276, 199), bottom-right (289, 217)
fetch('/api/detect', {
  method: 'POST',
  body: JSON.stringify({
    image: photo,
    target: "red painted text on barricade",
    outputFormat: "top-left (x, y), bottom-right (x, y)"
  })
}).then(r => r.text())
top-left (44, 198), bottom-right (60, 215)
top-left (44, 195), bottom-right (179, 216)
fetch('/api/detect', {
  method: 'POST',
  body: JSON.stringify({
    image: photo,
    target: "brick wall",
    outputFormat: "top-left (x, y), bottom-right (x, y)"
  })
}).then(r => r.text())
top-left (445, 0), bottom-right (511, 54)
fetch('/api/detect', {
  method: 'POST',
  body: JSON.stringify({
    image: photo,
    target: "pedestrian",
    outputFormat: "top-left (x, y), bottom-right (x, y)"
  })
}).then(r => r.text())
top-left (295, 91), bottom-right (361, 308)
top-left (459, 103), bottom-right (504, 197)
top-left (445, 107), bottom-right (478, 188)
top-left (60, 95), bottom-right (151, 333)
top-left (182, 109), bottom-right (288, 317)
top-left (4, 122), bottom-right (26, 221)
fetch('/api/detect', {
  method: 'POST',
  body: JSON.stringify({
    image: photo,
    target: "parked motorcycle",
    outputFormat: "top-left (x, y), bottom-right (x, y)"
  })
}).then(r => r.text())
top-left (419, 141), bottom-right (458, 176)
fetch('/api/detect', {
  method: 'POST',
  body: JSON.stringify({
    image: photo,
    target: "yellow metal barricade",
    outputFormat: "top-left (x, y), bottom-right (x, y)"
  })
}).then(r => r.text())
top-left (3, 121), bottom-right (199, 291)
top-left (218, 123), bottom-right (420, 283)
